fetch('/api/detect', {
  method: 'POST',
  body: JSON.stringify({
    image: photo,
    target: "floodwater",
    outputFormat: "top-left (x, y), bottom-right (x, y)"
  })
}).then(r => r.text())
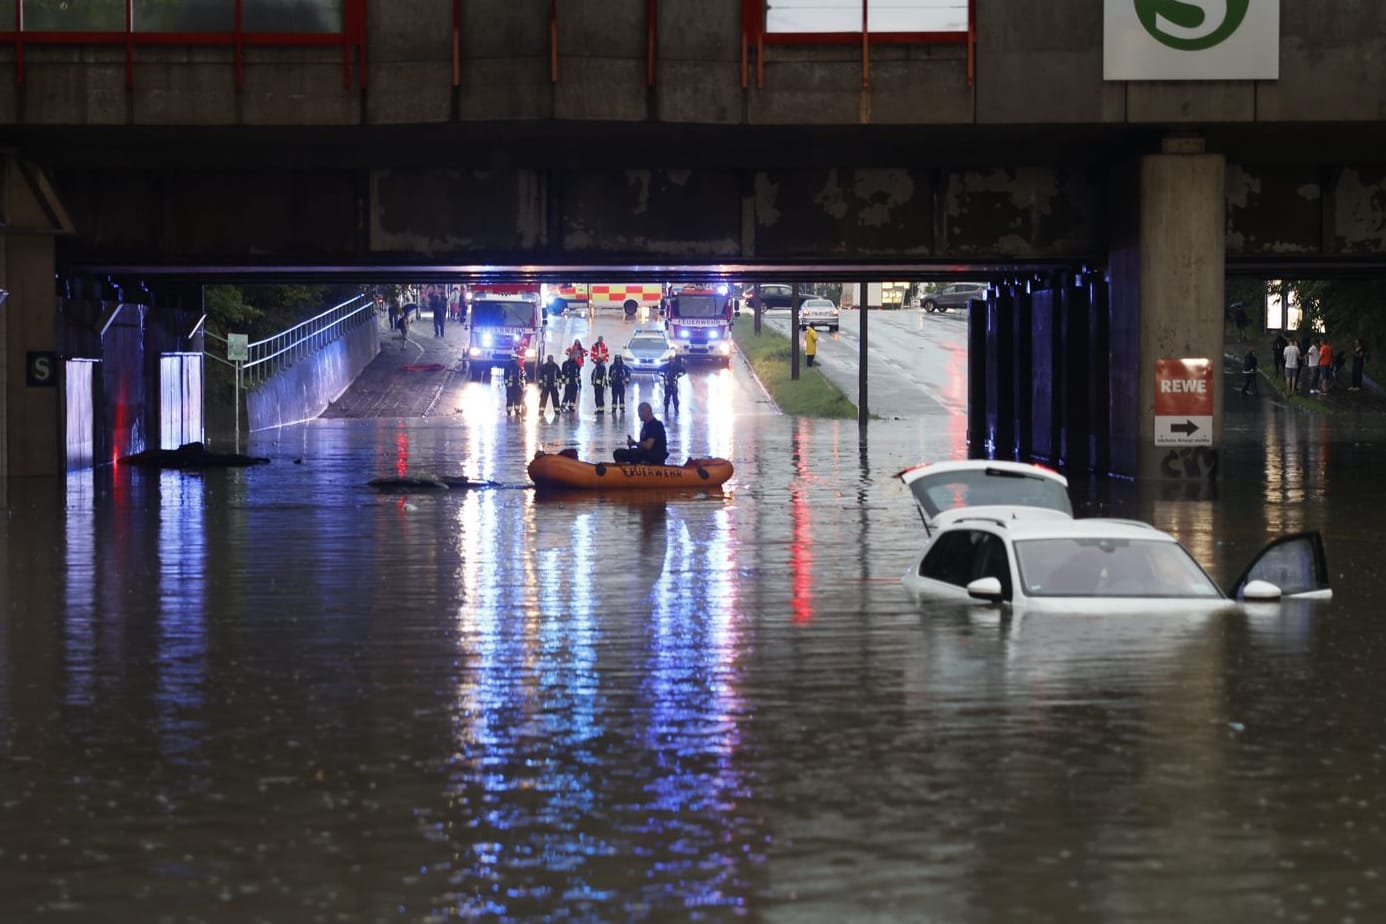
top-left (4, 353), bottom-right (1386, 923)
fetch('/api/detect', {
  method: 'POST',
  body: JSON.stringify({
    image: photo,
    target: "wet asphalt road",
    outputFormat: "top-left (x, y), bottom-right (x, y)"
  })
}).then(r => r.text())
top-left (3, 309), bottom-right (1386, 922)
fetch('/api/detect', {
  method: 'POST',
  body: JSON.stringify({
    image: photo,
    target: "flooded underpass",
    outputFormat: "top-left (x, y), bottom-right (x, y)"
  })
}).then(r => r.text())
top-left (4, 324), bottom-right (1386, 922)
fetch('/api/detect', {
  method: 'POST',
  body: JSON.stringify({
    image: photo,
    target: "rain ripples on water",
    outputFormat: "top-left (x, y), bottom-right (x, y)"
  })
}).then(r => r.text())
top-left (3, 395), bottom-right (1386, 922)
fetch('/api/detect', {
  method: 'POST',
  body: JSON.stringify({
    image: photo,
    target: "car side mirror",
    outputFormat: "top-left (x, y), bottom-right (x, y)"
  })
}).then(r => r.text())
top-left (1240, 579), bottom-right (1283, 602)
top-left (966, 577), bottom-right (1004, 603)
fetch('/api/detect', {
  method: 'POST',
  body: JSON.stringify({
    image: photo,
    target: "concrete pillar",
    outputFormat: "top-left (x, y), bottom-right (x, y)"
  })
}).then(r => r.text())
top-left (4, 236), bottom-right (59, 482)
top-left (2, 156), bottom-right (70, 496)
top-left (0, 234), bottom-right (6, 509)
top-left (1108, 139), bottom-right (1226, 479)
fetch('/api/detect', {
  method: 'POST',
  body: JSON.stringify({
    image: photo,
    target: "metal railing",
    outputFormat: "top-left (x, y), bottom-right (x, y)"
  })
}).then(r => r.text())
top-left (205, 291), bottom-right (375, 388)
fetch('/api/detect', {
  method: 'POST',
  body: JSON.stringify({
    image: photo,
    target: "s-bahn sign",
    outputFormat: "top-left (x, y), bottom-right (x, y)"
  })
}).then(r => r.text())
top-left (1154, 358), bottom-right (1213, 447)
top-left (1105, 0), bottom-right (1279, 81)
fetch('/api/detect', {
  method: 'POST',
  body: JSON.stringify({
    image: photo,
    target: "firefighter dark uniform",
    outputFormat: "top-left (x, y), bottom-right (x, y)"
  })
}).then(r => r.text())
top-left (661, 353), bottom-right (686, 415)
top-left (561, 356), bottom-right (581, 411)
top-left (503, 358), bottom-right (526, 414)
top-left (609, 356), bottom-right (631, 412)
top-left (537, 356), bottom-right (560, 412)
top-left (591, 360), bottom-right (609, 414)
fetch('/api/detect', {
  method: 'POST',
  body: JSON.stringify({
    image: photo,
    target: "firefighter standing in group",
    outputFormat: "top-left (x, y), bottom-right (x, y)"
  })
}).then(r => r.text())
top-left (591, 355), bottom-right (609, 415)
top-left (609, 355), bottom-right (631, 413)
top-left (661, 352), bottom-right (687, 415)
top-left (503, 354), bottom-right (526, 415)
top-left (537, 354), bottom-right (561, 413)
top-left (561, 351), bottom-right (582, 412)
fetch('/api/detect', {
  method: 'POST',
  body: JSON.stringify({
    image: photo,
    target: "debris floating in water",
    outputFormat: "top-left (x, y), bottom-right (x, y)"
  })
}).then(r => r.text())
top-left (120, 442), bottom-right (271, 468)
top-left (367, 474), bottom-right (473, 491)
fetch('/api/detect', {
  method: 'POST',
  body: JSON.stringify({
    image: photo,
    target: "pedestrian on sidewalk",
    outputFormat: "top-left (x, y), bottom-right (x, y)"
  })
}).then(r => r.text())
top-left (1319, 338), bottom-right (1334, 394)
top-left (1272, 332), bottom-right (1288, 380)
top-left (1306, 340), bottom-right (1320, 393)
top-left (1283, 338), bottom-right (1301, 394)
top-left (1240, 347), bottom-right (1259, 396)
top-left (1351, 338), bottom-right (1367, 390)
top-left (805, 326), bottom-right (818, 368)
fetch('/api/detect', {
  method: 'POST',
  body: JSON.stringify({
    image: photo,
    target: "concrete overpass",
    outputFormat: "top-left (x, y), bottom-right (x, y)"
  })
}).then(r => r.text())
top-left (4, 0), bottom-right (1386, 499)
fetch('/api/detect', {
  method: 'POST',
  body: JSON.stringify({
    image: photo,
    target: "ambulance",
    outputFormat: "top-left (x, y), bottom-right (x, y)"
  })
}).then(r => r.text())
top-left (541, 282), bottom-right (663, 318)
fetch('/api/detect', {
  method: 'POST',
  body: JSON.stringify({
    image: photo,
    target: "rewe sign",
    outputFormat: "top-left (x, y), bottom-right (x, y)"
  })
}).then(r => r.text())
top-left (1105, 0), bottom-right (1280, 81)
top-left (1154, 358), bottom-right (1213, 446)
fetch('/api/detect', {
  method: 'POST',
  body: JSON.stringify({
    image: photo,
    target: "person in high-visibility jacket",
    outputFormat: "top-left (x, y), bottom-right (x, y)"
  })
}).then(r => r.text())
top-left (805, 326), bottom-right (819, 367)
top-left (590, 335), bottom-right (610, 365)
top-left (560, 353), bottom-right (581, 412)
top-left (503, 356), bottom-right (526, 415)
top-left (537, 354), bottom-right (561, 413)
top-left (609, 355), bottom-right (632, 413)
top-left (591, 357), bottom-right (609, 415)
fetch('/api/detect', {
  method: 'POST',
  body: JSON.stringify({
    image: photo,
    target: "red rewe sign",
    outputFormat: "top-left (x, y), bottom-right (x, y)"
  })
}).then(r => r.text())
top-left (1154, 358), bottom-right (1213, 446)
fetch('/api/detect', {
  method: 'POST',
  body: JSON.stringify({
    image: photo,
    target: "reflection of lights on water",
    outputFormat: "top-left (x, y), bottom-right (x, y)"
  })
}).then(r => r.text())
top-left (63, 473), bottom-right (98, 709)
top-left (395, 427), bottom-right (409, 478)
top-left (155, 475), bottom-right (209, 766)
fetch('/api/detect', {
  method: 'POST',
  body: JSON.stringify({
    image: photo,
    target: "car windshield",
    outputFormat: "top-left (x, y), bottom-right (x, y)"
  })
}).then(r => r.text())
top-left (628, 337), bottom-right (667, 351)
top-left (908, 468), bottom-right (1073, 518)
top-left (672, 295), bottom-right (723, 318)
top-left (472, 301), bottom-right (535, 327)
top-left (1015, 538), bottom-right (1222, 598)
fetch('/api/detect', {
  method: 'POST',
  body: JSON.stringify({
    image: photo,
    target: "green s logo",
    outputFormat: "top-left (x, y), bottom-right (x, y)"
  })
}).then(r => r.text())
top-left (1134, 0), bottom-right (1250, 51)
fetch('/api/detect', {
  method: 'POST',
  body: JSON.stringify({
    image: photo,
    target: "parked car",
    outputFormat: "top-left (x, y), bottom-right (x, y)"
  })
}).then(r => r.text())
top-left (921, 282), bottom-right (987, 314)
top-left (897, 460), bottom-right (1333, 610)
top-left (798, 297), bottom-right (840, 332)
top-left (621, 326), bottom-right (676, 373)
top-left (743, 284), bottom-right (795, 313)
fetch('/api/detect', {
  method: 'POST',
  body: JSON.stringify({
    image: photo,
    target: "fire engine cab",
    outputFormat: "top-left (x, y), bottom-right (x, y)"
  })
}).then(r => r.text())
top-left (466, 284), bottom-right (541, 381)
top-left (665, 284), bottom-right (734, 366)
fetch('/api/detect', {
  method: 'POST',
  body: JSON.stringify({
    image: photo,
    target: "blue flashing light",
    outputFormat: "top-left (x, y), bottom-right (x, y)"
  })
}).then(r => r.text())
top-left (679, 328), bottom-right (691, 339)
top-left (482, 332), bottom-right (494, 348)
top-left (708, 329), bottom-right (720, 340)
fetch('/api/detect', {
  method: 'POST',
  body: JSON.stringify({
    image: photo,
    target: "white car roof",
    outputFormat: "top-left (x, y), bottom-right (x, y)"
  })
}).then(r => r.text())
top-left (949, 515), bottom-right (1178, 544)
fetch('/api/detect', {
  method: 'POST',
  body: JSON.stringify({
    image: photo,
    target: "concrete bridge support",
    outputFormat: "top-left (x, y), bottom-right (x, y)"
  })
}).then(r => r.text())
top-left (1110, 140), bottom-right (1227, 480)
top-left (2, 157), bottom-right (69, 505)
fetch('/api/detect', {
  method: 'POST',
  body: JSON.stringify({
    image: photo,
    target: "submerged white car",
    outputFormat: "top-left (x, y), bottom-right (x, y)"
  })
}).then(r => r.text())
top-left (899, 461), bottom-right (1332, 610)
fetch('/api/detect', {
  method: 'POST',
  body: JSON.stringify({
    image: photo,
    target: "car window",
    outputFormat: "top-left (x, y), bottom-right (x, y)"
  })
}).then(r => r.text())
top-left (628, 338), bottom-right (667, 350)
top-left (970, 533), bottom-right (1012, 600)
top-left (1015, 538), bottom-right (1221, 598)
top-left (920, 531), bottom-right (1012, 598)
top-left (907, 468), bottom-right (1073, 519)
top-left (919, 532), bottom-right (975, 587)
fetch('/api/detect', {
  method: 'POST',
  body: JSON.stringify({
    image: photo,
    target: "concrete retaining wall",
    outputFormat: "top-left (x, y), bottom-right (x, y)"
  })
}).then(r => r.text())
top-left (246, 318), bottom-right (379, 432)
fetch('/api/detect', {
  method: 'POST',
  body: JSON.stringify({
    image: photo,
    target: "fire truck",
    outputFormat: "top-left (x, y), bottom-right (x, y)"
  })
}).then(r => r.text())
top-left (665, 284), bottom-right (734, 366)
top-left (465, 284), bottom-right (542, 381)
top-left (542, 282), bottom-right (663, 318)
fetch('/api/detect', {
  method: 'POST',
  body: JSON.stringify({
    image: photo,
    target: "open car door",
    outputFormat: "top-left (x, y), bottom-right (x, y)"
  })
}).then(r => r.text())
top-left (1231, 531), bottom-right (1332, 601)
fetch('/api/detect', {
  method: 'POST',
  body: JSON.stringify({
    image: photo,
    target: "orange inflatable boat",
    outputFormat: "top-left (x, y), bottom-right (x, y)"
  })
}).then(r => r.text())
top-left (528, 451), bottom-right (734, 491)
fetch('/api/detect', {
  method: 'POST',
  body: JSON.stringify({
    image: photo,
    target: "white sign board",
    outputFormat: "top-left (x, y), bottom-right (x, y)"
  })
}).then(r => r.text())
top-left (227, 333), bottom-right (249, 362)
top-left (1104, 0), bottom-right (1279, 81)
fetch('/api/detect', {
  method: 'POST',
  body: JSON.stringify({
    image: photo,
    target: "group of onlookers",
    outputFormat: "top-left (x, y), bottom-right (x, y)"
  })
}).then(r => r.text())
top-left (1266, 332), bottom-right (1367, 396)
